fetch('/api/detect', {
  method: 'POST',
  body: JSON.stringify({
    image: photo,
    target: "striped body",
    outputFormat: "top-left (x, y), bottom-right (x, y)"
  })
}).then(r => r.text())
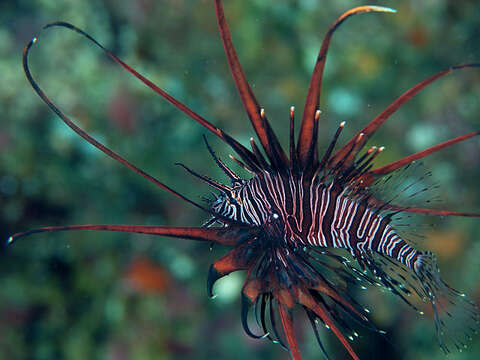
top-left (212, 172), bottom-right (421, 270)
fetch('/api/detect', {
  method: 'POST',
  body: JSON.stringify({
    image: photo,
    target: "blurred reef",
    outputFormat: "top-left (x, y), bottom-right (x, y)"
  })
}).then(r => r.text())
top-left (1, 1), bottom-right (479, 359)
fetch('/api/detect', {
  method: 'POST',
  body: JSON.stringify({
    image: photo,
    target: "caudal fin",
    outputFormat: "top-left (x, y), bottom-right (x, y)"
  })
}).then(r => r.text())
top-left (414, 251), bottom-right (479, 353)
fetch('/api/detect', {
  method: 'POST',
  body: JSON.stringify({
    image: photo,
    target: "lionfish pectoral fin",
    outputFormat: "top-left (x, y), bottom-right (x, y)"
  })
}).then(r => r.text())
top-left (206, 263), bottom-right (223, 299)
top-left (207, 242), bottom-right (255, 298)
top-left (241, 279), bottom-right (269, 339)
top-left (7, 225), bottom-right (247, 245)
top-left (272, 286), bottom-right (297, 310)
top-left (298, 6), bottom-right (396, 171)
top-left (298, 290), bottom-right (360, 360)
top-left (34, 22), bottom-right (260, 174)
top-left (214, 0), bottom-right (288, 170)
top-left (329, 63), bottom-right (480, 170)
top-left (414, 252), bottom-right (480, 353)
top-left (23, 32), bottom-right (212, 212)
top-left (304, 308), bottom-right (332, 360)
top-left (360, 130), bottom-right (480, 187)
top-left (360, 254), bottom-right (425, 315)
top-left (382, 204), bottom-right (480, 218)
top-left (312, 282), bottom-right (368, 322)
top-left (278, 303), bottom-right (303, 360)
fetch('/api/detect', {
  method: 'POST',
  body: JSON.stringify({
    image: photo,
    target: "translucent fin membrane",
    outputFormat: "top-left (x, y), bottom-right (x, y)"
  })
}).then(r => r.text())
top-left (365, 162), bottom-right (437, 209)
top-left (365, 162), bottom-right (439, 246)
top-left (414, 252), bottom-right (480, 353)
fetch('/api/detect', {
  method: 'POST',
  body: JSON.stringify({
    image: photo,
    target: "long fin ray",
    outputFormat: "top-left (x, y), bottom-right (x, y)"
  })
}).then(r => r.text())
top-left (41, 21), bottom-right (261, 171)
top-left (214, 0), bottom-right (288, 169)
top-left (362, 131), bottom-right (480, 185)
top-left (329, 64), bottom-right (480, 169)
top-left (23, 36), bottom-right (207, 212)
top-left (298, 6), bottom-right (396, 170)
top-left (8, 224), bottom-right (254, 246)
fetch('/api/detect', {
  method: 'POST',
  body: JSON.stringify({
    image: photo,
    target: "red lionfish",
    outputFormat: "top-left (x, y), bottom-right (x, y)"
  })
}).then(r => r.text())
top-left (9, 2), bottom-right (480, 359)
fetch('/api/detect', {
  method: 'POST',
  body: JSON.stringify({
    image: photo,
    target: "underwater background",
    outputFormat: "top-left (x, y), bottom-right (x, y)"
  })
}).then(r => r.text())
top-left (1, 0), bottom-right (479, 359)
